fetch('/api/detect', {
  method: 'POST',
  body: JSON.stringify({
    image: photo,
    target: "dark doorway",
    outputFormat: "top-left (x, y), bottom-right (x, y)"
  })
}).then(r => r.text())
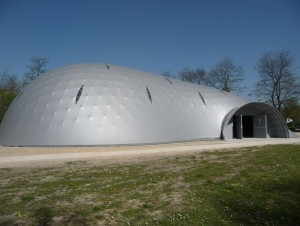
top-left (242, 116), bottom-right (253, 137)
top-left (233, 115), bottom-right (242, 139)
top-left (233, 116), bottom-right (238, 138)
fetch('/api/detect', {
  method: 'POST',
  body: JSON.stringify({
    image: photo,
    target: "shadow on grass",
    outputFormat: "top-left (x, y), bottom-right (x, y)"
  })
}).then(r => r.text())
top-left (60, 209), bottom-right (89, 226)
top-left (33, 206), bottom-right (53, 226)
top-left (217, 179), bottom-right (300, 225)
top-left (33, 206), bottom-right (89, 226)
top-left (0, 218), bottom-right (16, 226)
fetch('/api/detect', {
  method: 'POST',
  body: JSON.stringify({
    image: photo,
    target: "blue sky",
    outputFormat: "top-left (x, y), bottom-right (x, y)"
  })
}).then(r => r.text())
top-left (0, 0), bottom-right (299, 98)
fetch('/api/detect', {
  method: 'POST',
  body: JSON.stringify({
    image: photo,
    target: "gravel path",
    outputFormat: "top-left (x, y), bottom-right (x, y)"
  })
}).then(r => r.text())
top-left (0, 135), bottom-right (299, 168)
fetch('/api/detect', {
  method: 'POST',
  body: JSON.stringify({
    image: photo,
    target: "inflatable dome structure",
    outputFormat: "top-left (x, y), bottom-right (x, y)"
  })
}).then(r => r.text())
top-left (0, 64), bottom-right (290, 146)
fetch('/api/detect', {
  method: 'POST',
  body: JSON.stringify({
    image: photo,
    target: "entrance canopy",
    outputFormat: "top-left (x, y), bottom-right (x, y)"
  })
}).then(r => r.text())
top-left (221, 102), bottom-right (289, 139)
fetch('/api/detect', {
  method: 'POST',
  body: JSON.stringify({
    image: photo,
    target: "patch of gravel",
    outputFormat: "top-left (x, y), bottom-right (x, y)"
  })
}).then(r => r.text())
top-left (0, 135), bottom-right (299, 168)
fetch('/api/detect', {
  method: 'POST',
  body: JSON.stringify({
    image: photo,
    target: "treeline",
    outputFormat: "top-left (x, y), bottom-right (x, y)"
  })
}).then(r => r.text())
top-left (0, 57), bottom-right (48, 122)
top-left (0, 50), bottom-right (299, 123)
top-left (162, 50), bottom-right (300, 122)
top-left (163, 57), bottom-right (245, 93)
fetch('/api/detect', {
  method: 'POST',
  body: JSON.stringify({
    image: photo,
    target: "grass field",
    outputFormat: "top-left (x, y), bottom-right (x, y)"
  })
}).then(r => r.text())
top-left (0, 144), bottom-right (299, 225)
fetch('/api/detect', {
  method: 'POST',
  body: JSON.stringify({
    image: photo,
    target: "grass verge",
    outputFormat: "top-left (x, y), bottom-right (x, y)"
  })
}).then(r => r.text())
top-left (0, 144), bottom-right (299, 225)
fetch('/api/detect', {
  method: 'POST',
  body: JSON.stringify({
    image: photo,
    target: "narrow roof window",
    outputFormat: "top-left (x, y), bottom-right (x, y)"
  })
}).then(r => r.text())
top-left (14, 92), bottom-right (22, 103)
top-left (165, 77), bottom-right (173, 85)
top-left (146, 86), bottom-right (152, 103)
top-left (75, 85), bottom-right (84, 104)
top-left (198, 91), bottom-right (206, 105)
top-left (220, 90), bottom-right (227, 95)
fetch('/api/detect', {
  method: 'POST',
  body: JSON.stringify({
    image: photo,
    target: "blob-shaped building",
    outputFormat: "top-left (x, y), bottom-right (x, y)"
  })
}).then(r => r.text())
top-left (0, 64), bottom-right (290, 146)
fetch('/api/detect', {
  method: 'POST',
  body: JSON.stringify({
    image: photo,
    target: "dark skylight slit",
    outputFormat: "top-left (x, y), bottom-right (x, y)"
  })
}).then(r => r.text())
top-left (165, 77), bottom-right (173, 85)
top-left (198, 91), bottom-right (206, 105)
top-left (220, 90), bottom-right (227, 95)
top-left (14, 92), bottom-right (22, 103)
top-left (75, 85), bottom-right (84, 104)
top-left (146, 86), bottom-right (152, 103)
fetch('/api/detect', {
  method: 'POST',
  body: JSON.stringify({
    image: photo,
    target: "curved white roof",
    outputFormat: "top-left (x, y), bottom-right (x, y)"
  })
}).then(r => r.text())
top-left (0, 64), bottom-right (249, 146)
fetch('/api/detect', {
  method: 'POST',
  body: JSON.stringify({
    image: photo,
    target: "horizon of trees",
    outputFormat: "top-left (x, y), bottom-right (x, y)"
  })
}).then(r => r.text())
top-left (162, 50), bottom-right (300, 119)
top-left (177, 57), bottom-right (245, 93)
top-left (0, 51), bottom-right (299, 123)
top-left (0, 56), bottom-right (48, 122)
top-left (162, 57), bottom-right (245, 93)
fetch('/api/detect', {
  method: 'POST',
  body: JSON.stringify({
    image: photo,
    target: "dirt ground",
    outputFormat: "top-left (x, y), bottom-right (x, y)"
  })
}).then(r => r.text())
top-left (0, 133), bottom-right (299, 168)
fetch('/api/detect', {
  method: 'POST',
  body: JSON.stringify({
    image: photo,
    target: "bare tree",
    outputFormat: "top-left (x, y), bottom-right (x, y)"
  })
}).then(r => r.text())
top-left (179, 67), bottom-right (194, 82)
top-left (255, 50), bottom-right (300, 111)
top-left (0, 69), bottom-right (20, 92)
top-left (23, 56), bottom-right (48, 86)
top-left (209, 58), bottom-right (245, 93)
top-left (0, 69), bottom-right (8, 89)
top-left (281, 99), bottom-right (300, 122)
top-left (162, 70), bottom-right (177, 79)
top-left (195, 68), bottom-right (214, 87)
top-left (0, 70), bottom-right (20, 122)
top-left (179, 67), bottom-right (212, 86)
top-left (6, 75), bottom-right (20, 92)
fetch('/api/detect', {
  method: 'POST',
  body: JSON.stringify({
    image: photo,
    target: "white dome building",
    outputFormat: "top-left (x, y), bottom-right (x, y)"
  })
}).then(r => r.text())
top-left (0, 64), bottom-right (290, 146)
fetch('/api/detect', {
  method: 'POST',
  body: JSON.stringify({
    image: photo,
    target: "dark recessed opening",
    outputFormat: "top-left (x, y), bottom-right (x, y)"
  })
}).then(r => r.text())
top-left (146, 86), bottom-right (152, 103)
top-left (198, 91), bottom-right (206, 105)
top-left (75, 85), bottom-right (84, 104)
top-left (220, 90), bottom-right (227, 95)
top-left (165, 77), bottom-right (173, 85)
top-left (243, 116), bottom-right (254, 138)
top-left (233, 116), bottom-right (239, 139)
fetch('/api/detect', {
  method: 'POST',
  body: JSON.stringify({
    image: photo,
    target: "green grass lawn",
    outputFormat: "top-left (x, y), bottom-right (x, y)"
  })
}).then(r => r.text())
top-left (0, 144), bottom-right (300, 225)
